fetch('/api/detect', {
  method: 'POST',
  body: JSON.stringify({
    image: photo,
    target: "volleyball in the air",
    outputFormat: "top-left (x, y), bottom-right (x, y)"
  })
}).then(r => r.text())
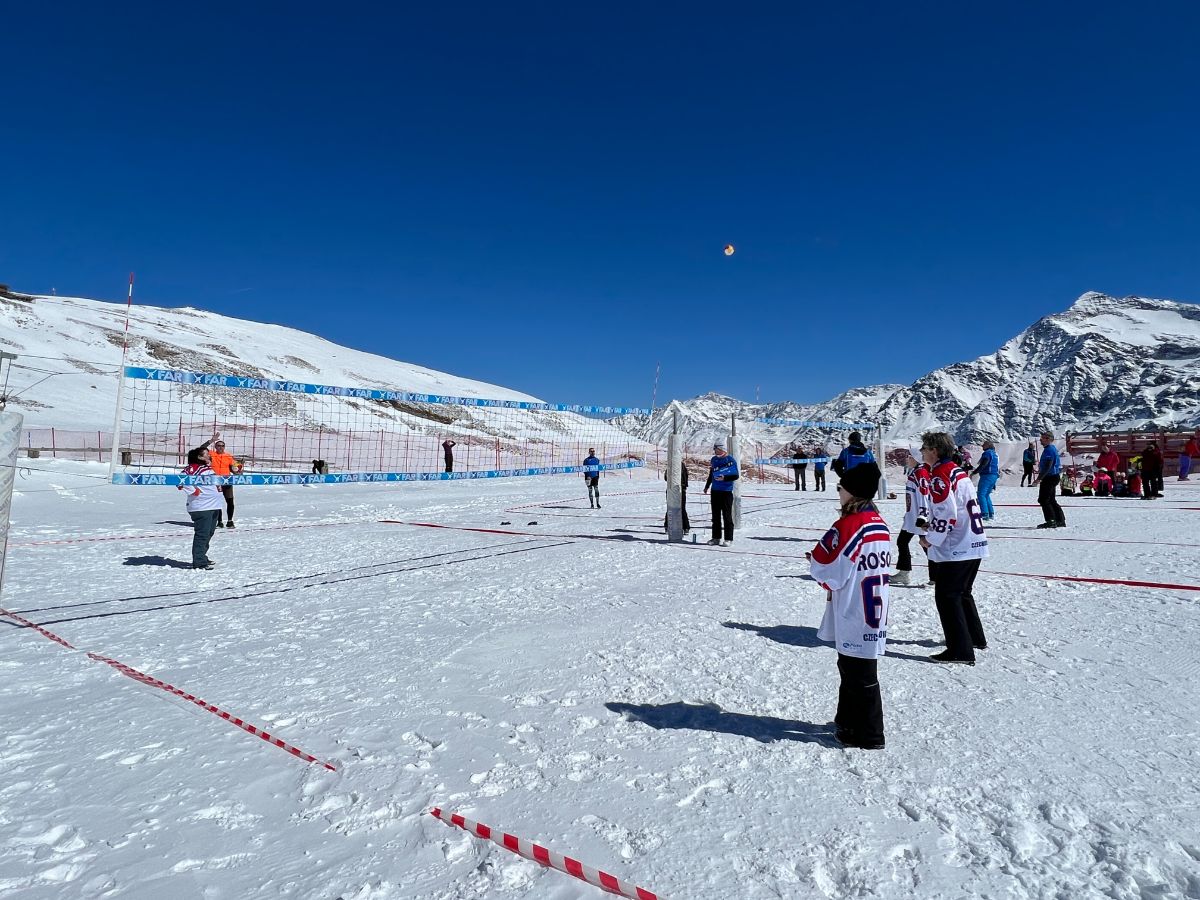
top-left (723, 244), bottom-right (735, 256)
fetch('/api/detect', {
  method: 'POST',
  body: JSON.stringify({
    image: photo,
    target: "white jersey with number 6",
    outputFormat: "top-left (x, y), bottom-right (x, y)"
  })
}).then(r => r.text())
top-left (925, 459), bottom-right (989, 563)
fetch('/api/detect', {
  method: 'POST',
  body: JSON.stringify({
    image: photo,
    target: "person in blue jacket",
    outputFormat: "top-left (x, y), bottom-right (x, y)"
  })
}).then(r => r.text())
top-left (583, 448), bottom-right (601, 508)
top-left (974, 440), bottom-right (1000, 520)
top-left (1031, 431), bottom-right (1066, 528)
top-left (831, 431), bottom-right (875, 478)
top-left (703, 441), bottom-right (739, 546)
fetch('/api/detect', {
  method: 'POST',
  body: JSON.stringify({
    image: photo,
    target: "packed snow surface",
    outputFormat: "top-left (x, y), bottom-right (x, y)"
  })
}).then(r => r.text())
top-left (2, 462), bottom-right (1199, 898)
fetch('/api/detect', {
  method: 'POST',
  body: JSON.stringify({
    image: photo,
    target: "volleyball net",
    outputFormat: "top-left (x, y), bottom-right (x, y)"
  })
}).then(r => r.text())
top-left (110, 367), bottom-right (653, 485)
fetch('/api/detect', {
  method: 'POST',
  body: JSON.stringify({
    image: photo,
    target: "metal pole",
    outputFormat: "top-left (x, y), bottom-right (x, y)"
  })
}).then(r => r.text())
top-left (0, 411), bottom-right (22, 601)
top-left (107, 272), bottom-right (135, 479)
top-left (729, 414), bottom-right (741, 529)
top-left (666, 410), bottom-right (684, 541)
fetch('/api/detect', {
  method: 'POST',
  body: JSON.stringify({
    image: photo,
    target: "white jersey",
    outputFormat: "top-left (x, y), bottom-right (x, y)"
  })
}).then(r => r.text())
top-left (902, 463), bottom-right (932, 534)
top-left (178, 464), bottom-right (224, 513)
top-left (925, 459), bottom-right (989, 563)
top-left (809, 508), bottom-right (892, 660)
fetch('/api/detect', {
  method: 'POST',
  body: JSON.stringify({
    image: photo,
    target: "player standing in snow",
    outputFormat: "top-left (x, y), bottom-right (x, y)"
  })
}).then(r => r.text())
top-left (806, 461), bottom-right (890, 749)
top-left (1021, 441), bottom-right (1037, 487)
top-left (791, 442), bottom-right (807, 491)
top-left (1096, 441), bottom-right (1121, 477)
top-left (1140, 441), bottom-right (1164, 498)
top-left (893, 450), bottom-right (931, 587)
top-left (919, 431), bottom-right (989, 664)
top-left (1031, 431), bottom-right (1066, 528)
top-left (812, 445), bottom-right (828, 491)
top-left (583, 447), bottom-right (601, 508)
top-left (177, 446), bottom-right (223, 569)
top-left (974, 440), bottom-right (999, 521)
top-left (703, 442), bottom-right (739, 545)
top-left (208, 439), bottom-right (243, 528)
top-left (831, 431), bottom-right (874, 478)
top-left (442, 439), bottom-right (456, 473)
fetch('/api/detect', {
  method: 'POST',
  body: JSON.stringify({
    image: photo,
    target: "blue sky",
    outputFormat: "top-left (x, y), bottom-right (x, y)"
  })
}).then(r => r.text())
top-left (2, 3), bottom-right (1198, 407)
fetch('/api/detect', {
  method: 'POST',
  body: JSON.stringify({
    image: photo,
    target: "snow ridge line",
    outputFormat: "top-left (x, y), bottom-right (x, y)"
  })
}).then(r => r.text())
top-left (0, 605), bottom-right (338, 771)
top-left (428, 807), bottom-right (657, 899)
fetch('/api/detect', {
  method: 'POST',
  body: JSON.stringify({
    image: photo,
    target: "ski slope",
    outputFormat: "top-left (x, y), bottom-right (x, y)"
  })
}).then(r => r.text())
top-left (2, 463), bottom-right (1199, 898)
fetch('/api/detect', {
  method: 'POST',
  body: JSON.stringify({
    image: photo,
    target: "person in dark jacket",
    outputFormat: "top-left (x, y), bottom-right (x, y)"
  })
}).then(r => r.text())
top-left (1141, 442), bottom-right (1164, 499)
top-left (664, 461), bottom-right (690, 533)
top-left (442, 439), bottom-right (456, 473)
top-left (790, 442), bottom-right (807, 491)
top-left (832, 432), bottom-right (875, 478)
top-left (1021, 441), bottom-right (1036, 487)
top-left (703, 442), bottom-right (739, 545)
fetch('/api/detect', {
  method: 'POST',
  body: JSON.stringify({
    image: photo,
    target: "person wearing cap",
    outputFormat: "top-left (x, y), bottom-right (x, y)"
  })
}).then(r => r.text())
top-left (893, 450), bottom-right (932, 587)
top-left (442, 439), bottom-right (456, 473)
top-left (806, 461), bottom-right (890, 749)
top-left (1095, 442), bottom-right (1121, 478)
top-left (583, 447), bottom-right (602, 508)
top-left (831, 431), bottom-right (875, 478)
top-left (1094, 467), bottom-right (1113, 497)
top-left (919, 431), bottom-right (989, 664)
top-left (178, 443), bottom-right (222, 569)
top-left (703, 441), bottom-right (739, 546)
top-left (790, 441), bottom-right (807, 491)
top-left (974, 440), bottom-right (1000, 521)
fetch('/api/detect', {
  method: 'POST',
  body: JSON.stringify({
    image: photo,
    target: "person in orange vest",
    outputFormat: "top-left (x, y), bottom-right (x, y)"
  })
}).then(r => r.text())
top-left (206, 438), bottom-right (244, 528)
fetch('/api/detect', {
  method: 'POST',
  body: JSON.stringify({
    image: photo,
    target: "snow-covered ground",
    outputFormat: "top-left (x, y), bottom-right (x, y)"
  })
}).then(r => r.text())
top-left (2, 461), bottom-right (1199, 899)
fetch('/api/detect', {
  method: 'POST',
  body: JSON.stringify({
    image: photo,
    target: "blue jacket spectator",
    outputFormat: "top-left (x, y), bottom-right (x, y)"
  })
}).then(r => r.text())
top-left (1039, 442), bottom-right (1061, 477)
top-left (832, 431), bottom-right (875, 477)
top-left (704, 453), bottom-right (739, 492)
top-left (976, 446), bottom-right (999, 478)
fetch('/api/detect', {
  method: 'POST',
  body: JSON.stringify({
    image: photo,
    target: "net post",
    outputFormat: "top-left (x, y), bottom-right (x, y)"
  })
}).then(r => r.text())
top-left (874, 422), bottom-right (887, 501)
top-left (0, 409), bottom-right (22, 602)
top-left (729, 413), bottom-right (741, 529)
top-left (666, 410), bottom-right (684, 541)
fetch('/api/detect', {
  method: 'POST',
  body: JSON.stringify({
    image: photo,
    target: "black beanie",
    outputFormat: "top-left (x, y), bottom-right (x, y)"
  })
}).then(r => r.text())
top-left (839, 461), bottom-right (881, 500)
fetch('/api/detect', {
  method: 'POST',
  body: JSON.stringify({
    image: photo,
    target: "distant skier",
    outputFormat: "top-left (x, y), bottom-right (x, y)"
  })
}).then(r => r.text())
top-left (442, 439), bottom-right (456, 473)
top-left (1141, 442), bottom-right (1164, 498)
top-left (703, 442), bottom-right (739, 546)
top-left (831, 432), bottom-right (875, 478)
top-left (583, 447), bottom-right (601, 508)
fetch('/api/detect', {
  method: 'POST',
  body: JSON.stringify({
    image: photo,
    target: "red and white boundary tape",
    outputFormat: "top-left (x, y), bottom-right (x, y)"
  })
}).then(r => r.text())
top-left (429, 807), bottom-right (658, 899)
top-left (0, 605), bottom-right (337, 771)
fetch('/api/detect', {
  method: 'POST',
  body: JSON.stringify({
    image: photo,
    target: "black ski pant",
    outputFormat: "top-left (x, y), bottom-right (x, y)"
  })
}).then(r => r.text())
top-left (932, 557), bottom-right (986, 661)
top-left (664, 488), bottom-right (689, 531)
top-left (1021, 462), bottom-right (1034, 486)
top-left (216, 486), bottom-right (235, 524)
top-left (1038, 475), bottom-right (1065, 525)
top-left (710, 490), bottom-right (734, 541)
top-left (793, 465), bottom-right (807, 490)
top-left (586, 476), bottom-right (600, 505)
top-left (897, 529), bottom-right (916, 571)
top-left (444, 458), bottom-right (453, 473)
top-left (1144, 471), bottom-right (1163, 497)
top-left (814, 468), bottom-right (826, 491)
top-left (835, 654), bottom-right (884, 745)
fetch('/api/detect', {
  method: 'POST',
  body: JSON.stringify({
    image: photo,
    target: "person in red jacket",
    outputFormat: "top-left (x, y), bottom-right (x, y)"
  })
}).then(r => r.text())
top-left (1095, 442), bottom-right (1121, 476)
